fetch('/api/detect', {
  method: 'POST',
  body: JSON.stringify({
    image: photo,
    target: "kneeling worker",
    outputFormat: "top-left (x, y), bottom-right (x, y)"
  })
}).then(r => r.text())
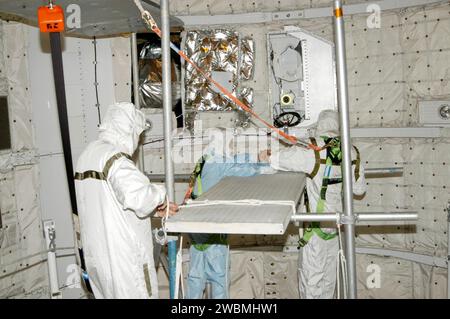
top-left (184, 129), bottom-right (273, 299)
top-left (262, 110), bottom-right (366, 299)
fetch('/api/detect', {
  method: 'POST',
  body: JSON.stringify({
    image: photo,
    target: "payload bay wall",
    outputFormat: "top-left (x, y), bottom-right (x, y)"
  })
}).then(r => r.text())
top-left (0, 20), bottom-right (132, 298)
top-left (1, 0), bottom-right (449, 299)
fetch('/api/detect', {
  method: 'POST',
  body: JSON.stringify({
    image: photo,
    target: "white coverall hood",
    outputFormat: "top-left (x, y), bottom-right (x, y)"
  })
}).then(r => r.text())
top-left (98, 102), bottom-right (147, 155)
top-left (315, 110), bottom-right (340, 137)
top-left (269, 109), bottom-right (366, 299)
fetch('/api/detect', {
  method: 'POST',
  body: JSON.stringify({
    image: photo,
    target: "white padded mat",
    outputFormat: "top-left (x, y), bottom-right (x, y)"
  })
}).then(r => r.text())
top-left (165, 172), bottom-right (306, 235)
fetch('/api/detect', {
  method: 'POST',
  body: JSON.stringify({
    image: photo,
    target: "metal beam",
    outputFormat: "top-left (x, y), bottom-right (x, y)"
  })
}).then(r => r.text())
top-left (351, 127), bottom-right (442, 138)
top-left (145, 167), bottom-right (402, 183)
top-left (290, 212), bottom-right (418, 222)
top-left (355, 247), bottom-right (447, 268)
top-left (147, 173), bottom-right (191, 182)
top-left (176, 0), bottom-right (445, 26)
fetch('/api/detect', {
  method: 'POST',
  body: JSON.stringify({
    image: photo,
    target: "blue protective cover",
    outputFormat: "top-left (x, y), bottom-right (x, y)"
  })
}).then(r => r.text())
top-left (190, 153), bottom-right (269, 244)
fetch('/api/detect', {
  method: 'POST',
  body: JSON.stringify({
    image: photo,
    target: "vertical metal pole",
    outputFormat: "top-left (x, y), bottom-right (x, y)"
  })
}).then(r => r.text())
top-left (447, 202), bottom-right (450, 299)
top-left (161, 0), bottom-right (177, 300)
top-left (131, 33), bottom-right (145, 172)
top-left (161, 0), bottom-right (175, 200)
top-left (333, 0), bottom-right (357, 299)
top-left (168, 239), bottom-right (177, 299)
top-left (205, 282), bottom-right (212, 299)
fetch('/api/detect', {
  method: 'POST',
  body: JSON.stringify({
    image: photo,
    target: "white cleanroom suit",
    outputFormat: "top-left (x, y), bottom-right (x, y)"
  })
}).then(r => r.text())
top-left (270, 110), bottom-right (366, 299)
top-left (74, 102), bottom-right (166, 299)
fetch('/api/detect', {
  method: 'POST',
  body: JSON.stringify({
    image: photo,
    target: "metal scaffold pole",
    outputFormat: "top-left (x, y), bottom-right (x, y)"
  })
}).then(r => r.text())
top-left (333, 0), bottom-right (357, 299)
top-left (131, 32), bottom-right (145, 172)
top-left (161, 0), bottom-right (177, 299)
top-left (161, 0), bottom-right (175, 200)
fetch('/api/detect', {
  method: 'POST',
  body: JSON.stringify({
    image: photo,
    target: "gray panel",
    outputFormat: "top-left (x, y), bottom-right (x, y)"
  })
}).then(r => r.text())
top-left (165, 173), bottom-right (305, 235)
top-left (0, 0), bottom-right (183, 38)
top-left (196, 172), bottom-right (305, 202)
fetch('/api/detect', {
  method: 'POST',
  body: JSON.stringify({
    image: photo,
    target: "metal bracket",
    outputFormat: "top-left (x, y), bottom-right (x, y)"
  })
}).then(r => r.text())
top-left (43, 220), bottom-right (62, 299)
top-left (272, 10), bottom-right (304, 21)
top-left (340, 215), bottom-right (356, 225)
top-left (447, 202), bottom-right (450, 222)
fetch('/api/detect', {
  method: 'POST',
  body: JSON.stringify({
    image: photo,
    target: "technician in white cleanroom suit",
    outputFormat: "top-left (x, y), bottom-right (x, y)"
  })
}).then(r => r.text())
top-left (74, 102), bottom-right (178, 299)
top-left (263, 110), bottom-right (366, 299)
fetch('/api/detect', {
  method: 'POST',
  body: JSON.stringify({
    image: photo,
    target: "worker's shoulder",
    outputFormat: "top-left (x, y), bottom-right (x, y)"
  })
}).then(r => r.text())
top-left (76, 140), bottom-right (125, 171)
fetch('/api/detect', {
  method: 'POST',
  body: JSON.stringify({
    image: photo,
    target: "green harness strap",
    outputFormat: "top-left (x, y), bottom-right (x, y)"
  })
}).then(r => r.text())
top-left (190, 155), bottom-right (227, 251)
top-left (196, 174), bottom-right (203, 196)
top-left (298, 138), bottom-right (343, 247)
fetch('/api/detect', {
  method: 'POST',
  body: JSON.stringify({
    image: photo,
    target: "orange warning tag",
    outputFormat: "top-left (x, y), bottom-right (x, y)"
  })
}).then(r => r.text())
top-left (38, 5), bottom-right (65, 33)
top-left (334, 8), bottom-right (343, 18)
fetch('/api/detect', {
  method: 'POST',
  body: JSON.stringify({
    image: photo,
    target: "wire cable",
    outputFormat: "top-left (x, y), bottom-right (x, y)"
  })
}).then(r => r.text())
top-left (336, 223), bottom-right (348, 299)
top-left (93, 36), bottom-right (102, 125)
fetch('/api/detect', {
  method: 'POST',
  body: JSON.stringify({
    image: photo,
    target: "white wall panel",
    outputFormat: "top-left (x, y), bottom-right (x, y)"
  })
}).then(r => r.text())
top-left (26, 25), bottom-right (122, 298)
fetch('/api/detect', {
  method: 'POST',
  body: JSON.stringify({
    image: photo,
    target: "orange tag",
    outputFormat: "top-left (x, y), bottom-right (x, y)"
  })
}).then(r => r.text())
top-left (38, 5), bottom-right (65, 33)
top-left (334, 8), bottom-right (343, 17)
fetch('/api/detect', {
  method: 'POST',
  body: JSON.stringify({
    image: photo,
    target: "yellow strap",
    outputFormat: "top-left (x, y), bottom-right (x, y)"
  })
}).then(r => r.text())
top-left (353, 146), bottom-right (361, 181)
top-left (307, 138), bottom-right (321, 179)
top-left (196, 175), bottom-right (203, 196)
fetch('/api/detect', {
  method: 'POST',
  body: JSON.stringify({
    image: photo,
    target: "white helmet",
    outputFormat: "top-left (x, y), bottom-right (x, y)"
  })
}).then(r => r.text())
top-left (315, 110), bottom-right (340, 137)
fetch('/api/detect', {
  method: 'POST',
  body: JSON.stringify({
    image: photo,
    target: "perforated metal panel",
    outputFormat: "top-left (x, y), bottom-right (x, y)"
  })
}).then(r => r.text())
top-left (165, 173), bottom-right (306, 235)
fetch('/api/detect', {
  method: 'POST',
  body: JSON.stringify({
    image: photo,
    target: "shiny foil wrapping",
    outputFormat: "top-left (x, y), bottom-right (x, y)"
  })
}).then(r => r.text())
top-left (138, 42), bottom-right (181, 109)
top-left (185, 29), bottom-right (239, 112)
top-left (240, 87), bottom-right (254, 108)
top-left (240, 38), bottom-right (254, 80)
top-left (139, 79), bottom-right (181, 109)
top-left (183, 30), bottom-right (255, 128)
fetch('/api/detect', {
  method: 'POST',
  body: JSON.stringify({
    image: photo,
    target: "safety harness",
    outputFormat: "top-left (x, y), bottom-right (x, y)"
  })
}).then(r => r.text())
top-left (74, 152), bottom-right (132, 181)
top-left (298, 137), bottom-right (361, 247)
top-left (183, 154), bottom-right (210, 203)
top-left (184, 155), bottom-right (227, 251)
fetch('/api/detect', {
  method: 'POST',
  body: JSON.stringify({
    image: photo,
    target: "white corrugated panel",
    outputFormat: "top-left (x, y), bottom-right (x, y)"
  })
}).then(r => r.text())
top-left (165, 173), bottom-right (305, 234)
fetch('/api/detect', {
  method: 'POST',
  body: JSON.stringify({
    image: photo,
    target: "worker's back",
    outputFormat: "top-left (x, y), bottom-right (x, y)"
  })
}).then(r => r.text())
top-left (303, 138), bottom-right (366, 214)
top-left (74, 102), bottom-right (165, 299)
